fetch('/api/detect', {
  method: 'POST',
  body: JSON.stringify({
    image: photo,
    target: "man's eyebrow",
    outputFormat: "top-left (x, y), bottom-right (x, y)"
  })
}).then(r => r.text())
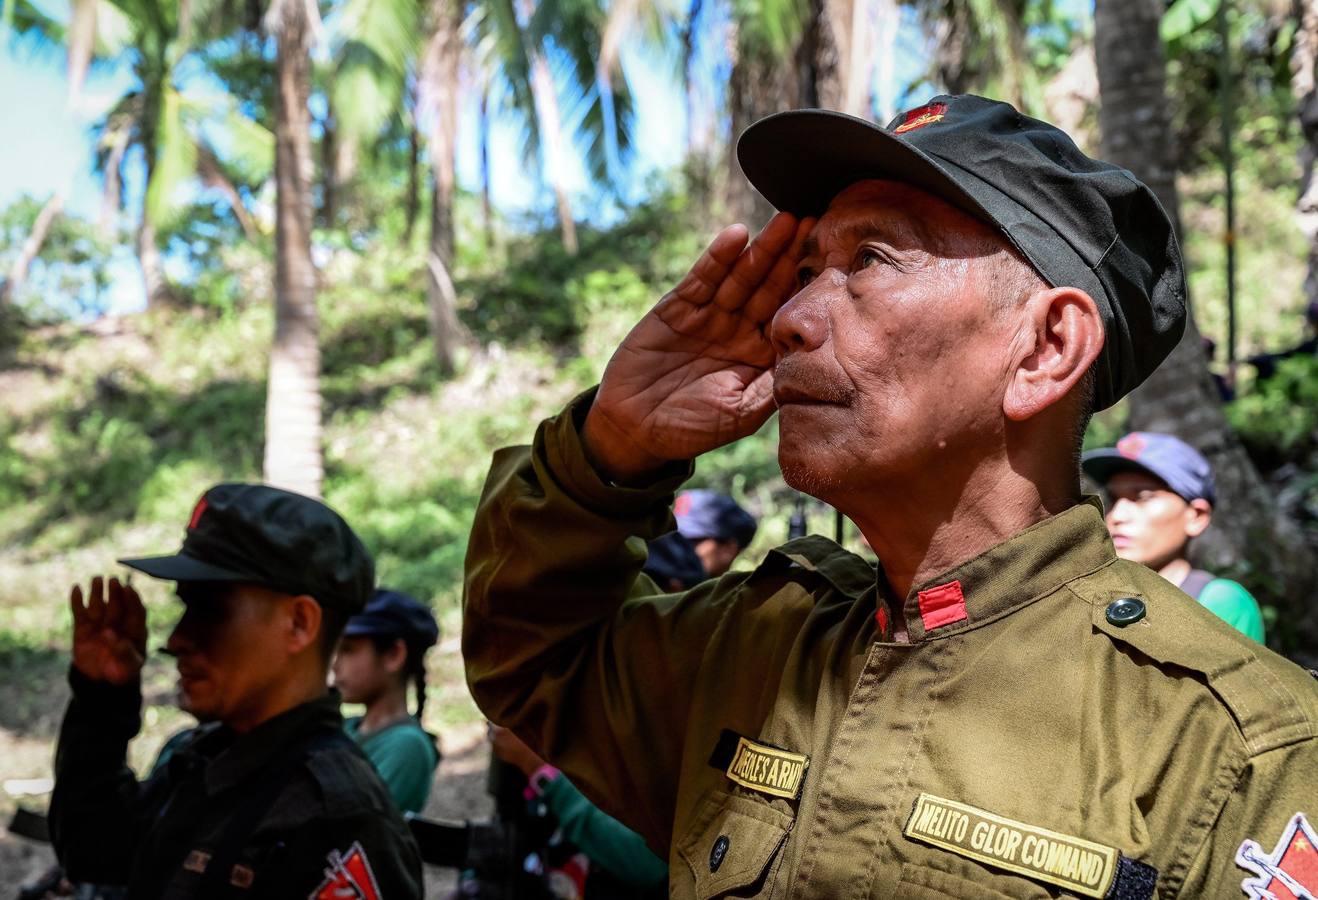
top-left (799, 212), bottom-right (936, 261)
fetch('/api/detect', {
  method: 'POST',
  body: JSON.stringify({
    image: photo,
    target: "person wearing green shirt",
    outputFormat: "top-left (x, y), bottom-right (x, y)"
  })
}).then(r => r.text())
top-left (332, 588), bottom-right (441, 814)
top-left (1083, 432), bottom-right (1266, 641)
top-left (490, 724), bottom-right (668, 897)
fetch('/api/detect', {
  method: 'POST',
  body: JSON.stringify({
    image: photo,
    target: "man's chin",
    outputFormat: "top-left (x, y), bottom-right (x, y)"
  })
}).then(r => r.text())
top-left (177, 689), bottom-right (218, 722)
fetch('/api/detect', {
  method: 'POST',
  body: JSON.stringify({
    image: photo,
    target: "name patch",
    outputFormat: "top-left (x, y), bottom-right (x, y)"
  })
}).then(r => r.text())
top-left (903, 794), bottom-right (1118, 898)
top-left (724, 736), bottom-right (808, 799)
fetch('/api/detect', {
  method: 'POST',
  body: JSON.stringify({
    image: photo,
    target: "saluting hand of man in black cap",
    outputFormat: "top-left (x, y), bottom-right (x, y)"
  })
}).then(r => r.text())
top-left (584, 212), bottom-right (814, 483)
top-left (70, 575), bottom-right (147, 687)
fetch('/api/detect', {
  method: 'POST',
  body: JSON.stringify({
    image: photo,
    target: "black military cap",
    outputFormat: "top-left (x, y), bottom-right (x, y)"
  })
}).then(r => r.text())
top-left (343, 589), bottom-right (440, 649)
top-left (119, 483), bottom-right (374, 613)
top-left (737, 94), bottom-right (1187, 410)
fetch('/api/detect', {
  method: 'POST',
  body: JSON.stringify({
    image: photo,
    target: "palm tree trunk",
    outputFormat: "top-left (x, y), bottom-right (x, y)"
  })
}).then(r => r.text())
top-left (1095, 0), bottom-right (1318, 657)
top-left (404, 117), bottom-right (421, 243)
top-left (265, 0), bottom-right (323, 498)
top-left (1293, 0), bottom-right (1318, 312)
top-left (528, 49), bottom-right (578, 254)
top-left (422, 0), bottom-right (463, 373)
top-left (137, 212), bottom-right (174, 307)
top-left (1, 192), bottom-right (63, 307)
top-left (726, 24), bottom-right (798, 228)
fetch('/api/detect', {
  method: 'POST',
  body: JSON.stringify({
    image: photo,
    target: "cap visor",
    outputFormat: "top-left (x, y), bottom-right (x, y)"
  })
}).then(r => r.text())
top-left (1079, 449), bottom-right (1156, 486)
top-left (118, 553), bottom-right (253, 583)
top-left (736, 110), bottom-right (992, 222)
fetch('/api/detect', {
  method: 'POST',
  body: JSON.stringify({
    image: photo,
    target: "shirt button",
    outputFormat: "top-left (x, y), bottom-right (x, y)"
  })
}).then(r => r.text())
top-left (710, 835), bottom-right (730, 872)
top-left (1106, 597), bottom-right (1147, 626)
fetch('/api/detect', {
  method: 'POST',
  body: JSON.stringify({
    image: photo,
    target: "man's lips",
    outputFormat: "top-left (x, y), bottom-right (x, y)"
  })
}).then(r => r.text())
top-left (773, 383), bottom-right (842, 407)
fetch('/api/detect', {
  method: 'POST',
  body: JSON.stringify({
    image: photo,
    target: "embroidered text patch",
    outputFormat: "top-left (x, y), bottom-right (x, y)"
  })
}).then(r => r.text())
top-left (724, 735), bottom-right (809, 800)
top-left (903, 793), bottom-right (1119, 898)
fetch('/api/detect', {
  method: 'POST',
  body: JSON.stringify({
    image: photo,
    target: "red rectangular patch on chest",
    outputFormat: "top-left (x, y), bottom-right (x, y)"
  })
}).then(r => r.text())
top-left (917, 580), bottom-right (967, 631)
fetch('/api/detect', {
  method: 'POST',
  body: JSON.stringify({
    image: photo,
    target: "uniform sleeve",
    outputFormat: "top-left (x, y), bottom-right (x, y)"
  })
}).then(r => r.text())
top-left (1197, 579), bottom-right (1266, 643)
top-left (48, 668), bottom-right (148, 883)
top-left (540, 773), bottom-right (669, 888)
top-left (1177, 737), bottom-right (1318, 897)
top-left (256, 808), bottom-right (424, 900)
top-left (463, 389), bottom-right (736, 852)
top-left (363, 728), bottom-right (438, 815)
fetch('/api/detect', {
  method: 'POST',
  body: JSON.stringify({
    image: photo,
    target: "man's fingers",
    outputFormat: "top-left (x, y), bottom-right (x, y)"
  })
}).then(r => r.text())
top-left (748, 216), bottom-right (817, 324)
top-left (70, 584), bottom-right (85, 623)
top-left (85, 576), bottom-right (106, 627)
top-left (710, 213), bottom-right (800, 312)
top-left (669, 224), bottom-right (750, 306)
top-left (106, 578), bottom-right (124, 630)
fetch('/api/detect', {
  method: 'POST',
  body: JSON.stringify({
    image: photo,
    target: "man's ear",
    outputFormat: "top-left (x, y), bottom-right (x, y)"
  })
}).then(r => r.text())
top-left (286, 594), bottom-right (323, 656)
top-left (1003, 286), bottom-right (1105, 421)
top-left (1185, 499), bottom-right (1213, 538)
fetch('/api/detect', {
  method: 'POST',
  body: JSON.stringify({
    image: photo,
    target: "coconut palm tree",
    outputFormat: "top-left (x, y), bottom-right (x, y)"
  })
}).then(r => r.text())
top-left (7, 0), bottom-right (270, 307)
top-left (262, 0), bottom-right (323, 497)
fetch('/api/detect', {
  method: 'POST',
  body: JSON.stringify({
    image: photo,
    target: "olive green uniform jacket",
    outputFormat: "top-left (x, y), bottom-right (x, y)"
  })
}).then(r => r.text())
top-left (463, 395), bottom-right (1318, 900)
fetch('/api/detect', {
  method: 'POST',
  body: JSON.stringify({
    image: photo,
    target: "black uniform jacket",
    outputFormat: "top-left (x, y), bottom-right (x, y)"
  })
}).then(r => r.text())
top-left (50, 670), bottom-right (423, 899)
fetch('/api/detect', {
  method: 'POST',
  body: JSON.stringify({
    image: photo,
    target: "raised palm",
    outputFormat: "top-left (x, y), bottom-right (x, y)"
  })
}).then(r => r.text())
top-left (584, 213), bottom-right (814, 481)
top-left (71, 576), bottom-right (148, 686)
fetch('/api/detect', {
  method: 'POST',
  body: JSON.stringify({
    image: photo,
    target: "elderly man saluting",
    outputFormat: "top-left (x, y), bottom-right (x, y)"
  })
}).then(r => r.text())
top-left (464, 96), bottom-right (1318, 900)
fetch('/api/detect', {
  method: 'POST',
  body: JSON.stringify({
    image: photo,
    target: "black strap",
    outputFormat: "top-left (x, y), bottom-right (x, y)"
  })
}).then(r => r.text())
top-left (1106, 855), bottom-right (1159, 900)
top-left (1179, 569), bottom-right (1216, 600)
top-left (197, 730), bottom-right (348, 896)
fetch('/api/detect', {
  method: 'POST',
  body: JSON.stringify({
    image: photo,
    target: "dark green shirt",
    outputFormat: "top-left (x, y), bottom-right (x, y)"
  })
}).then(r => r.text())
top-left (344, 715), bottom-right (439, 814)
top-left (51, 673), bottom-right (423, 898)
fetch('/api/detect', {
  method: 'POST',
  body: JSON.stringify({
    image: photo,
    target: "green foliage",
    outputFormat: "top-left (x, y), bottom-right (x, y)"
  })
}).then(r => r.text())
top-left (0, 195), bottom-right (112, 317)
top-left (1228, 355), bottom-right (1318, 462)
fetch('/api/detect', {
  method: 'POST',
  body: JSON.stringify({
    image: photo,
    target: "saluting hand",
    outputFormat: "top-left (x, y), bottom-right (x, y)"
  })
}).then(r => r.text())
top-left (70, 576), bottom-right (148, 685)
top-left (582, 212), bottom-right (815, 483)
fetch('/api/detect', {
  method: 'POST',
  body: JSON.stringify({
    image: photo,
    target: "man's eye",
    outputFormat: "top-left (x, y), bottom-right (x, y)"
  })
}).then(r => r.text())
top-left (858, 248), bottom-right (886, 270)
top-left (798, 267), bottom-right (816, 288)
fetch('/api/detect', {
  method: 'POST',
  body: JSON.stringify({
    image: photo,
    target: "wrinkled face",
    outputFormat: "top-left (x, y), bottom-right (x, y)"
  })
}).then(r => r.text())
top-left (165, 582), bottom-right (295, 725)
top-left (332, 636), bottom-right (396, 705)
top-left (770, 180), bottom-right (1023, 496)
top-left (1103, 470), bottom-right (1207, 569)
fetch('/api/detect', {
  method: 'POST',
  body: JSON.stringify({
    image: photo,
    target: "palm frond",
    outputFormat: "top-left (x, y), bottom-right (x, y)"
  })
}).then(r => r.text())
top-left (145, 84), bottom-right (198, 226)
top-left (331, 0), bottom-right (420, 143)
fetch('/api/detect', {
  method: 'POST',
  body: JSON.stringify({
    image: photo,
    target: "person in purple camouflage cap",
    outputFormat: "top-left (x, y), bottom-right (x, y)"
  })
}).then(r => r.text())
top-left (673, 489), bottom-right (757, 578)
top-left (1083, 432), bottom-right (1266, 641)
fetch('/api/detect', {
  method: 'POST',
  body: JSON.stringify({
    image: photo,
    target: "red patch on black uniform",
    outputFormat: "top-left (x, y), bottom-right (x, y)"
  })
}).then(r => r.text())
top-left (311, 842), bottom-right (381, 900)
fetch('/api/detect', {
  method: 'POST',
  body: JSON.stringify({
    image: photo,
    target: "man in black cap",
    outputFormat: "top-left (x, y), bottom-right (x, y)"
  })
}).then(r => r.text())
top-left (49, 483), bottom-right (422, 898)
top-left (464, 95), bottom-right (1317, 899)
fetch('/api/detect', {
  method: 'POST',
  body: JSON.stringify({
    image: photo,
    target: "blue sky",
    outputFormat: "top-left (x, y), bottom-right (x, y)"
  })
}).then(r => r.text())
top-left (0, 7), bottom-right (936, 315)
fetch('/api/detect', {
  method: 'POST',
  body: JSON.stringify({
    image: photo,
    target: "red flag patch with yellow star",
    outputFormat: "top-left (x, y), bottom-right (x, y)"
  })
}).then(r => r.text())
top-left (1236, 812), bottom-right (1318, 900)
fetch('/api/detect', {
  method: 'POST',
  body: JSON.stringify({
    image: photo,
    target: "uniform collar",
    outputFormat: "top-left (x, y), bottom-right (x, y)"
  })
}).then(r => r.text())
top-left (876, 496), bottom-right (1115, 643)
top-left (203, 690), bottom-right (344, 795)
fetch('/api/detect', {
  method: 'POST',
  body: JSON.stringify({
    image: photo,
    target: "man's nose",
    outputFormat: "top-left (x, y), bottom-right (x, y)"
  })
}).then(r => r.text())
top-left (770, 273), bottom-right (838, 355)
top-left (165, 614), bottom-right (197, 656)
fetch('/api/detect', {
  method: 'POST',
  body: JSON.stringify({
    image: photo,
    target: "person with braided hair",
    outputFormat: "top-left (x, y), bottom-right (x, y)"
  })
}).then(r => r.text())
top-left (333, 588), bottom-right (441, 814)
